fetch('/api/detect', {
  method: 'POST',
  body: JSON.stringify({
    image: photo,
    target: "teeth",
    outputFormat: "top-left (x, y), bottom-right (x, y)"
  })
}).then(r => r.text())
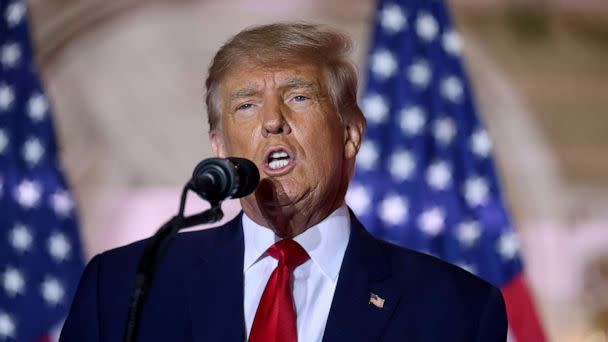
top-left (270, 151), bottom-right (289, 159)
top-left (269, 159), bottom-right (289, 170)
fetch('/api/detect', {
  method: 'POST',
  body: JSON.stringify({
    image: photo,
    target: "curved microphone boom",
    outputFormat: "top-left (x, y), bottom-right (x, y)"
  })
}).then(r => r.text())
top-left (123, 157), bottom-right (259, 342)
top-left (189, 157), bottom-right (260, 204)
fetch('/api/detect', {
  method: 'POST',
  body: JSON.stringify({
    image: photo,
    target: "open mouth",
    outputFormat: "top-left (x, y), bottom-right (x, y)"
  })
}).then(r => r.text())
top-left (263, 147), bottom-right (296, 175)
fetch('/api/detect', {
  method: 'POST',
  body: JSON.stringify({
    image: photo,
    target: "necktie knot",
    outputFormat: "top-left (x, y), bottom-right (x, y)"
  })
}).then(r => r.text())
top-left (267, 239), bottom-right (309, 270)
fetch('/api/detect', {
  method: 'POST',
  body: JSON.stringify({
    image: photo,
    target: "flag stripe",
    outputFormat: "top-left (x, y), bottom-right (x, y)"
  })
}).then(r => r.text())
top-left (502, 274), bottom-right (547, 342)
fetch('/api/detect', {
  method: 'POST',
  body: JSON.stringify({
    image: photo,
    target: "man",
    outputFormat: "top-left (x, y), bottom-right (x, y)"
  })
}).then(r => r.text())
top-left (60, 23), bottom-right (507, 341)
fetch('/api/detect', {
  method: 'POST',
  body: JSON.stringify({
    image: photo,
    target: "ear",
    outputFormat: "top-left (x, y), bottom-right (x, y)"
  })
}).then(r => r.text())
top-left (343, 117), bottom-right (364, 160)
top-left (210, 130), bottom-right (227, 158)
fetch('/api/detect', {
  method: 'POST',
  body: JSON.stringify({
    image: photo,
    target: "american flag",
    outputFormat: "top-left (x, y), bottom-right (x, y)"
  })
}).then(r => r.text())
top-left (347, 0), bottom-right (546, 340)
top-left (0, 1), bottom-right (84, 341)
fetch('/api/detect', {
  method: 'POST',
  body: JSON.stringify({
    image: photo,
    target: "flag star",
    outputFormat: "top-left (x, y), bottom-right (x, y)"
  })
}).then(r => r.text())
top-left (470, 129), bottom-right (492, 158)
top-left (418, 207), bottom-right (445, 236)
top-left (22, 137), bottom-right (45, 166)
top-left (361, 94), bottom-right (389, 124)
top-left (371, 49), bottom-right (398, 80)
top-left (463, 176), bottom-right (490, 207)
top-left (1, 43), bottom-right (21, 68)
top-left (15, 179), bottom-right (42, 208)
top-left (388, 149), bottom-right (416, 181)
top-left (28, 93), bottom-right (49, 121)
top-left (440, 75), bottom-right (464, 102)
top-left (356, 140), bottom-right (379, 170)
top-left (0, 129), bottom-right (8, 154)
top-left (9, 223), bottom-right (33, 252)
top-left (378, 194), bottom-right (408, 226)
top-left (380, 3), bottom-right (407, 33)
top-left (456, 220), bottom-right (481, 247)
top-left (407, 59), bottom-right (432, 88)
top-left (41, 277), bottom-right (65, 305)
top-left (416, 12), bottom-right (439, 41)
top-left (399, 105), bottom-right (426, 135)
top-left (346, 183), bottom-right (371, 215)
top-left (0, 83), bottom-right (15, 111)
top-left (2, 266), bottom-right (25, 297)
top-left (48, 233), bottom-right (71, 262)
top-left (0, 312), bottom-right (16, 339)
top-left (51, 190), bottom-right (74, 217)
top-left (6, 1), bottom-right (26, 27)
top-left (442, 29), bottom-right (463, 56)
top-left (433, 117), bottom-right (457, 145)
top-left (426, 160), bottom-right (451, 191)
top-left (497, 231), bottom-right (519, 260)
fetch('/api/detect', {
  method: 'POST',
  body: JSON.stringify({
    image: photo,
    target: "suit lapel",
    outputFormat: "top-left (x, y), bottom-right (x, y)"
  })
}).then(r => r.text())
top-left (323, 213), bottom-right (402, 342)
top-left (186, 214), bottom-right (246, 342)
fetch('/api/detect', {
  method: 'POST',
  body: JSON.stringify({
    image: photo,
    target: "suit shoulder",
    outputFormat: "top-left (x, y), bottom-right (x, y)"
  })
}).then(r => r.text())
top-left (96, 218), bottom-right (240, 268)
top-left (377, 239), bottom-right (497, 293)
top-left (371, 239), bottom-right (507, 340)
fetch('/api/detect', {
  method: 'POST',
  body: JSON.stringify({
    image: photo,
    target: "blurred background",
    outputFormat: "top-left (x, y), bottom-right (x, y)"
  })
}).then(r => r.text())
top-left (20, 0), bottom-right (608, 340)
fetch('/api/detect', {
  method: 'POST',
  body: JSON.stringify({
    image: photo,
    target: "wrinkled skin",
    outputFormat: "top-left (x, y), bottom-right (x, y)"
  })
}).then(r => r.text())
top-left (210, 59), bottom-right (363, 237)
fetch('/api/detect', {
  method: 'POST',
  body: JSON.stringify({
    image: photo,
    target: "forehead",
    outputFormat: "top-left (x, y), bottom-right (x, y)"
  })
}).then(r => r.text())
top-left (219, 59), bottom-right (325, 94)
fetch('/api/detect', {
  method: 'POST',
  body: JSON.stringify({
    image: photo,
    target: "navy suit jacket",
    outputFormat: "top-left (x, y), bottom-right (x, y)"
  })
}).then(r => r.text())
top-left (60, 212), bottom-right (507, 341)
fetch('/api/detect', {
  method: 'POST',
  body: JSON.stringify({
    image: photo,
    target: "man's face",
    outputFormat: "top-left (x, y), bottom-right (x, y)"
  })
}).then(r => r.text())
top-left (211, 59), bottom-right (361, 233)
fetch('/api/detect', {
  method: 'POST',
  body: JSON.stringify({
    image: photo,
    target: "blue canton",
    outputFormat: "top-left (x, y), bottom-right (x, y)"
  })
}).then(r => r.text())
top-left (348, 0), bottom-right (523, 288)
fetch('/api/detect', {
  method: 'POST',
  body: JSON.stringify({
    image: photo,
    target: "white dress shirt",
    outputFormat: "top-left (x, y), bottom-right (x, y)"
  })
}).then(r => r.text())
top-left (242, 205), bottom-right (350, 342)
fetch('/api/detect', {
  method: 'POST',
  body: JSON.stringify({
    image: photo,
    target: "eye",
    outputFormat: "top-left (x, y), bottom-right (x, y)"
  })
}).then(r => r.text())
top-left (236, 103), bottom-right (253, 111)
top-left (293, 95), bottom-right (309, 102)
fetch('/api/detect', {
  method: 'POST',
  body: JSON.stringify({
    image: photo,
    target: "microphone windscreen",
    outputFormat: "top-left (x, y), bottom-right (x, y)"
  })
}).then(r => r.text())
top-left (227, 157), bottom-right (260, 198)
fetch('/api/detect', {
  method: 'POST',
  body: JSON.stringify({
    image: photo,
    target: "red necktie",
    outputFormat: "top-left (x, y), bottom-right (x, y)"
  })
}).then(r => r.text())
top-left (249, 239), bottom-right (310, 342)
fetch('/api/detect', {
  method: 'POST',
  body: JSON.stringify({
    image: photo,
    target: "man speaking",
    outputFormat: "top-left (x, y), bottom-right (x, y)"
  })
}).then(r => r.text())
top-left (60, 23), bottom-right (507, 341)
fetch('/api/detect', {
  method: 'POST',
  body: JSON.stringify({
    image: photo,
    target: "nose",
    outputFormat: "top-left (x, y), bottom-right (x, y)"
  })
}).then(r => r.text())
top-left (261, 99), bottom-right (291, 137)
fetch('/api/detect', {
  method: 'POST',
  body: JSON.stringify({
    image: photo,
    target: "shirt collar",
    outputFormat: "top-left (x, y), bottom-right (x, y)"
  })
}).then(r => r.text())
top-left (242, 204), bottom-right (350, 282)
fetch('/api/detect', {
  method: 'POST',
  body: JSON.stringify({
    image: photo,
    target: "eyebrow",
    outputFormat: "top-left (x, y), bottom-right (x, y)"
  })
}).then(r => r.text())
top-left (230, 85), bottom-right (261, 101)
top-left (281, 78), bottom-right (316, 91)
top-left (228, 78), bottom-right (318, 101)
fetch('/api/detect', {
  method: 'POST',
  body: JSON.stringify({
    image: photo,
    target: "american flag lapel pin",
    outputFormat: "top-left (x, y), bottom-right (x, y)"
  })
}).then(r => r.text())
top-left (369, 292), bottom-right (385, 309)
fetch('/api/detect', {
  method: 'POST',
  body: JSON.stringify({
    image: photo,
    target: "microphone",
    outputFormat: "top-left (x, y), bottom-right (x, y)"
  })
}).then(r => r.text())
top-left (189, 157), bottom-right (260, 203)
top-left (124, 157), bottom-right (258, 342)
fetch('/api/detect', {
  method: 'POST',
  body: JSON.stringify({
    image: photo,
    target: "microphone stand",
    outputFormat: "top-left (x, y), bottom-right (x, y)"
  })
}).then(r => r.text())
top-left (122, 184), bottom-right (224, 342)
